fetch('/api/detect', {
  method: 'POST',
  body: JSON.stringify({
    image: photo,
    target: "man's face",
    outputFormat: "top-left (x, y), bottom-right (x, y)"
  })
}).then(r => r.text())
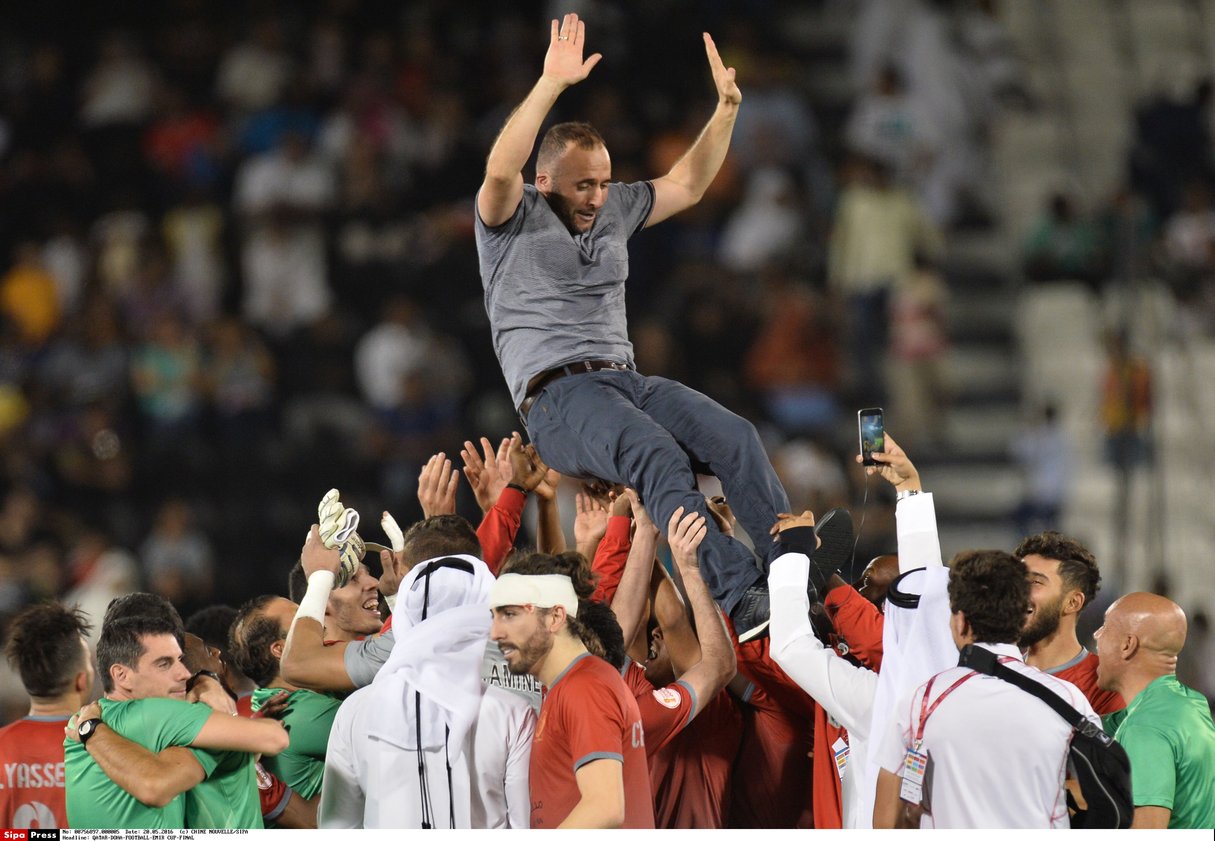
top-left (328, 564), bottom-right (383, 636)
top-left (538, 143), bottom-right (611, 234)
top-left (490, 605), bottom-right (554, 677)
top-left (1020, 554), bottom-right (1067, 648)
top-left (1092, 602), bottom-right (1128, 691)
top-left (122, 633), bottom-right (192, 700)
top-left (857, 555), bottom-right (899, 609)
top-left (642, 627), bottom-right (674, 688)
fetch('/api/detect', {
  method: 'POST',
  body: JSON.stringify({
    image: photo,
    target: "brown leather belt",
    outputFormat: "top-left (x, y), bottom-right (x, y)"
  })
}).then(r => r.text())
top-left (518, 360), bottom-right (632, 419)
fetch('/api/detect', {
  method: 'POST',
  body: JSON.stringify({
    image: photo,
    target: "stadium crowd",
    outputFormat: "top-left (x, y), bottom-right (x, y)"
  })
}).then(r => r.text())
top-left (1, 0), bottom-right (1214, 832)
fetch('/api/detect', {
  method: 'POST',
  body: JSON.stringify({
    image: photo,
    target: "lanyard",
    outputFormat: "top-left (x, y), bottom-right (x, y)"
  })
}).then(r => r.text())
top-left (914, 656), bottom-right (1018, 743)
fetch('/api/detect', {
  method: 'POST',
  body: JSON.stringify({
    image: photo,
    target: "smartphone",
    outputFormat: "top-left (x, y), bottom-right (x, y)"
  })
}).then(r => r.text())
top-left (858, 408), bottom-right (885, 466)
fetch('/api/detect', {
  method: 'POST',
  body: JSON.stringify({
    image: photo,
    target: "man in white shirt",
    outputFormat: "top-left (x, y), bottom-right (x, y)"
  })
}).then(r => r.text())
top-left (318, 553), bottom-right (534, 828)
top-left (872, 549), bottom-right (1100, 829)
top-left (769, 433), bottom-right (956, 828)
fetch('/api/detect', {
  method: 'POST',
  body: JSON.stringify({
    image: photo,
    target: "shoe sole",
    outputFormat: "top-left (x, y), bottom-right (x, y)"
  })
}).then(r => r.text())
top-left (814, 508), bottom-right (854, 572)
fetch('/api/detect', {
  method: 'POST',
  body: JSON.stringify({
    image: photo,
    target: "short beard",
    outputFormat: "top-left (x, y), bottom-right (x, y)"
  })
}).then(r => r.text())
top-left (504, 625), bottom-right (553, 676)
top-left (1019, 594), bottom-right (1063, 649)
top-left (543, 192), bottom-right (581, 234)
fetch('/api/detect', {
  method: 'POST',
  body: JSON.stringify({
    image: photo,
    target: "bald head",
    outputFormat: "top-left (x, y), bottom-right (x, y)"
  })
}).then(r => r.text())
top-left (858, 554), bottom-right (900, 608)
top-left (1095, 591), bottom-right (1187, 699)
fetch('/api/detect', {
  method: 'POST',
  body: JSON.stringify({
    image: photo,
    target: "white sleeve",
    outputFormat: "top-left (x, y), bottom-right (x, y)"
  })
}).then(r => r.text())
top-left (768, 551), bottom-right (878, 738)
top-left (896, 492), bottom-right (943, 572)
top-left (504, 702), bottom-right (536, 829)
top-left (318, 703), bottom-right (365, 828)
top-left (874, 682), bottom-right (920, 775)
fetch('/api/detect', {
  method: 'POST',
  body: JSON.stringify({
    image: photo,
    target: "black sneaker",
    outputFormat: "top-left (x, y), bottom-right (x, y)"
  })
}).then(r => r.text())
top-left (733, 583), bottom-right (771, 643)
top-left (808, 508), bottom-right (854, 601)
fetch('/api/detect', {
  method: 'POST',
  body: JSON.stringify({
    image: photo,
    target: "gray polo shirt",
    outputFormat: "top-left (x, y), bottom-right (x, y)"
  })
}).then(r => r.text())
top-left (475, 181), bottom-right (655, 407)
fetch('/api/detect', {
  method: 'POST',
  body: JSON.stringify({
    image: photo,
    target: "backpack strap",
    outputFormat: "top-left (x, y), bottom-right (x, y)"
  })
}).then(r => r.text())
top-left (958, 644), bottom-right (1089, 730)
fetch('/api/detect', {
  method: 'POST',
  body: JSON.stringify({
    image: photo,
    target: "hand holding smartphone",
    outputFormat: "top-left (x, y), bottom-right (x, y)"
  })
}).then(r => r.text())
top-left (858, 408), bottom-right (885, 466)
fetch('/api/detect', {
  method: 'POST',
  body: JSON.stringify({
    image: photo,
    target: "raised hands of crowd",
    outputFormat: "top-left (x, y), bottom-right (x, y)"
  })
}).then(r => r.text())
top-left (574, 490), bottom-right (611, 560)
top-left (417, 452), bottom-right (460, 517)
top-left (460, 437), bottom-right (510, 513)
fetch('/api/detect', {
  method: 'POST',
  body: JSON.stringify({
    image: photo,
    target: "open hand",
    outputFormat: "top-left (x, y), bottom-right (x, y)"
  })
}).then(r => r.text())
top-left (461, 437), bottom-right (506, 513)
top-left (543, 13), bottom-right (602, 89)
top-left (703, 33), bottom-right (741, 106)
top-left (417, 453), bottom-right (459, 517)
top-left (668, 507), bottom-right (707, 571)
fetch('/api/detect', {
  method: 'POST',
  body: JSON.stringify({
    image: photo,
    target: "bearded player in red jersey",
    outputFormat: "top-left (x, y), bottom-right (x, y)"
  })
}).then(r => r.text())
top-left (1017, 531), bottom-right (1125, 715)
top-left (1, 603), bottom-right (95, 828)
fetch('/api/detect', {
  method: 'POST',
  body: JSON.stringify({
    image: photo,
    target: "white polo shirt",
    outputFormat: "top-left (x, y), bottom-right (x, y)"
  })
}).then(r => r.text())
top-left (874, 642), bottom-right (1100, 829)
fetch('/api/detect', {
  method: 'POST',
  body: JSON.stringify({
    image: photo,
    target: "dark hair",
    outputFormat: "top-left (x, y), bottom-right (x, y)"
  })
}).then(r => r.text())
top-left (185, 604), bottom-right (238, 654)
top-left (536, 121), bottom-right (606, 173)
top-left (4, 603), bottom-right (92, 698)
top-left (947, 550), bottom-right (1030, 644)
top-left (1014, 531), bottom-right (1101, 608)
top-left (575, 599), bottom-right (627, 670)
top-left (97, 613), bottom-right (184, 693)
top-left (228, 595), bottom-right (287, 688)
top-left (288, 561), bottom-right (307, 604)
top-left (499, 550), bottom-right (598, 599)
top-left (401, 515), bottom-right (481, 569)
top-left (104, 593), bottom-right (184, 644)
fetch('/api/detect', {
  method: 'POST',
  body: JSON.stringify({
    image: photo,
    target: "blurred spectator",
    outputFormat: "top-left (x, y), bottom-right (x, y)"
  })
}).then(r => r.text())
top-left (846, 64), bottom-right (938, 190)
top-left (1162, 182), bottom-right (1215, 275)
top-left (1009, 403), bottom-right (1072, 536)
top-left (719, 168), bottom-right (805, 274)
top-left (770, 438), bottom-right (849, 518)
top-left (745, 273), bottom-right (840, 436)
top-left (204, 317), bottom-right (276, 446)
top-left (90, 198), bottom-right (151, 300)
top-left (143, 85), bottom-right (222, 189)
top-left (35, 299), bottom-right (129, 413)
top-left (888, 252), bottom-right (950, 451)
top-left (234, 132), bottom-right (335, 336)
top-left (0, 243), bottom-right (61, 347)
top-left (1129, 77), bottom-right (1214, 218)
top-left (1100, 331), bottom-right (1153, 472)
top-left (829, 155), bottom-right (942, 404)
top-left (41, 217), bottom-right (88, 318)
top-left (139, 498), bottom-right (215, 616)
top-left (1022, 192), bottom-right (1102, 286)
top-left (129, 312), bottom-right (204, 448)
top-left (62, 528), bottom-right (140, 645)
top-left (162, 190), bottom-right (227, 323)
top-left (956, 0), bottom-right (1034, 109)
top-left (80, 33), bottom-right (156, 129)
top-left (216, 16), bottom-right (294, 113)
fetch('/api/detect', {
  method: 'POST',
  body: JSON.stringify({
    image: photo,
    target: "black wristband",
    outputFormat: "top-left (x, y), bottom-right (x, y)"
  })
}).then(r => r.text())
top-left (777, 525), bottom-right (819, 558)
top-left (505, 483), bottom-right (527, 495)
top-left (187, 670), bottom-right (221, 691)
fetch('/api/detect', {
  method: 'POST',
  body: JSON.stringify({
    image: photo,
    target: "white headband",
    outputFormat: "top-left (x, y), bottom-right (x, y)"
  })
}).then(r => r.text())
top-left (489, 573), bottom-right (579, 617)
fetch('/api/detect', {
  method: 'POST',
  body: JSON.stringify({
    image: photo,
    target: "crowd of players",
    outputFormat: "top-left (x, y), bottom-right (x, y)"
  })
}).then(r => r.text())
top-left (2, 430), bottom-right (1213, 830)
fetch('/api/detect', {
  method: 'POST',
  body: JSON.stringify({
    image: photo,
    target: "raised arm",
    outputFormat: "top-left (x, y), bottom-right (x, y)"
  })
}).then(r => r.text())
top-left (281, 525), bottom-right (357, 692)
top-left (192, 710), bottom-right (289, 755)
top-left (665, 508), bottom-right (737, 717)
top-left (647, 33), bottom-right (741, 227)
top-left (478, 13), bottom-right (602, 227)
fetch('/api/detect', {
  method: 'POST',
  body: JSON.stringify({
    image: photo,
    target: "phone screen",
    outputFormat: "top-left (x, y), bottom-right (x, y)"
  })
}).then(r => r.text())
top-left (859, 409), bottom-right (885, 466)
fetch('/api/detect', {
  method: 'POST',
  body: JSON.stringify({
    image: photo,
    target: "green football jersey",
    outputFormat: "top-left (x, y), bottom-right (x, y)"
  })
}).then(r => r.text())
top-left (65, 697), bottom-right (212, 828)
top-left (185, 748), bottom-right (263, 829)
top-left (252, 687), bottom-right (341, 800)
top-left (1114, 675), bottom-right (1215, 829)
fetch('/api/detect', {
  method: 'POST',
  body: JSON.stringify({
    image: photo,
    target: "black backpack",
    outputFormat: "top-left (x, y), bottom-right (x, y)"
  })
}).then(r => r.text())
top-left (958, 644), bottom-right (1134, 829)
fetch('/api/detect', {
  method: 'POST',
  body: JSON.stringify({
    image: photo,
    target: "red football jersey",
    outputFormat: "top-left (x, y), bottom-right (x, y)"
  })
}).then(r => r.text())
top-left (0, 716), bottom-right (70, 828)
top-left (1052, 650), bottom-right (1126, 715)
top-left (622, 661), bottom-right (694, 757)
top-left (649, 688), bottom-right (741, 828)
top-left (529, 654), bottom-right (654, 829)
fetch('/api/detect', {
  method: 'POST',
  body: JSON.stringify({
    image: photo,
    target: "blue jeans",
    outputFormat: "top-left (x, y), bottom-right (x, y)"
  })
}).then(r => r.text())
top-left (524, 369), bottom-right (791, 616)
